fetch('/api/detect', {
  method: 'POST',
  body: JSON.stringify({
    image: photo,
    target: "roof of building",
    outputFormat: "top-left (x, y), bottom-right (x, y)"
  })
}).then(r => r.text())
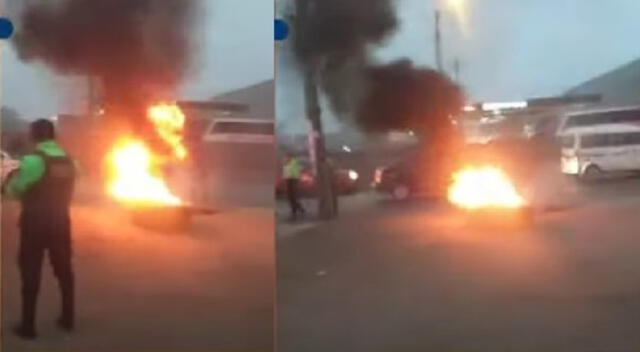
top-left (211, 80), bottom-right (274, 120)
top-left (566, 58), bottom-right (640, 106)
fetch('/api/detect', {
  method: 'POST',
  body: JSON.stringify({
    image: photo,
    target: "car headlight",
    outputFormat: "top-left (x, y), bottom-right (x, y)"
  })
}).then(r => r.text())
top-left (348, 170), bottom-right (359, 181)
top-left (301, 173), bottom-right (314, 183)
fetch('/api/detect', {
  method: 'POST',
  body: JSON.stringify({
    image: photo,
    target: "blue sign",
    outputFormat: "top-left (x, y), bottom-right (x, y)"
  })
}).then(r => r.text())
top-left (0, 18), bottom-right (14, 39)
top-left (275, 19), bottom-right (289, 41)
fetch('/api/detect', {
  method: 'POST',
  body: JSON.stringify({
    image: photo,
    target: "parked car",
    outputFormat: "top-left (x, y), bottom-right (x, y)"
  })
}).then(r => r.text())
top-left (372, 149), bottom-right (453, 201)
top-left (276, 156), bottom-right (359, 197)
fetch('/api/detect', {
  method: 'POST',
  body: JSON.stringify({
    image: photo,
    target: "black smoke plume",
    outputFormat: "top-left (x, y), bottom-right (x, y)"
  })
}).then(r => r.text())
top-left (294, 0), bottom-right (397, 61)
top-left (357, 59), bottom-right (464, 139)
top-left (13, 0), bottom-right (198, 140)
top-left (291, 0), bottom-right (465, 140)
top-left (292, 0), bottom-right (398, 116)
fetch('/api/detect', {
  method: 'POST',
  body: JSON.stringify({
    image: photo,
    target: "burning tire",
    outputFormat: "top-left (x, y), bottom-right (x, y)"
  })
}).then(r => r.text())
top-left (448, 165), bottom-right (535, 229)
top-left (129, 205), bottom-right (191, 232)
top-left (461, 206), bottom-right (535, 229)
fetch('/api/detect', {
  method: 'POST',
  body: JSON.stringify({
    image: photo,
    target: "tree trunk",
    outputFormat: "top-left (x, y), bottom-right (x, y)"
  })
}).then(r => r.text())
top-left (303, 66), bottom-right (337, 220)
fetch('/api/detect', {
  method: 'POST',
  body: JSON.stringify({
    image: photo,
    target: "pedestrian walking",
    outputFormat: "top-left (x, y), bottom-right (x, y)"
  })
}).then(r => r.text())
top-left (283, 154), bottom-right (305, 220)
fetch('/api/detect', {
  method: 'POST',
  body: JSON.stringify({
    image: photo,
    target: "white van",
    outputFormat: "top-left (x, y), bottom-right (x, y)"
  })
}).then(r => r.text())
top-left (560, 124), bottom-right (640, 179)
top-left (202, 118), bottom-right (275, 144)
top-left (557, 106), bottom-right (640, 136)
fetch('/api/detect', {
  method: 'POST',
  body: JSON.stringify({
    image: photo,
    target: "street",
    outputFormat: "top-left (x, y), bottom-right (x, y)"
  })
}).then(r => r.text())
top-left (2, 167), bottom-right (275, 352)
top-left (278, 175), bottom-right (640, 352)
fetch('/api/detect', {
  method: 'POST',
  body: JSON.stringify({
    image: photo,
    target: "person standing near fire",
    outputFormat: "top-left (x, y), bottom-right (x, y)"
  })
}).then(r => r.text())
top-left (283, 153), bottom-right (305, 220)
top-left (5, 119), bottom-right (77, 339)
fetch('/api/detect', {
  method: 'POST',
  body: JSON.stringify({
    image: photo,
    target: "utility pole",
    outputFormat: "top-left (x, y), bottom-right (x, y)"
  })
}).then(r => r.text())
top-left (296, 0), bottom-right (337, 220)
top-left (434, 10), bottom-right (444, 73)
top-left (453, 58), bottom-right (461, 84)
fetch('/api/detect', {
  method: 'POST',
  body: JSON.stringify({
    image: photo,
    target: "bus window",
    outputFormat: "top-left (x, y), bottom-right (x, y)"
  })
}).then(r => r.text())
top-left (210, 121), bottom-right (274, 135)
top-left (627, 132), bottom-right (640, 145)
top-left (566, 109), bottom-right (640, 129)
top-left (580, 134), bottom-right (609, 149)
top-left (561, 135), bottom-right (575, 148)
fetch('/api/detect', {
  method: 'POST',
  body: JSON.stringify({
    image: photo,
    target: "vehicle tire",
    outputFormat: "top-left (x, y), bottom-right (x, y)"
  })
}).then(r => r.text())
top-left (582, 164), bottom-right (603, 183)
top-left (391, 184), bottom-right (411, 201)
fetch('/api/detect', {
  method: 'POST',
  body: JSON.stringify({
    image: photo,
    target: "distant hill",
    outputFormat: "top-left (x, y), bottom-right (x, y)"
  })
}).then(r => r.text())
top-left (212, 80), bottom-right (274, 120)
top-left (566, 58), bottom-right (640, 106)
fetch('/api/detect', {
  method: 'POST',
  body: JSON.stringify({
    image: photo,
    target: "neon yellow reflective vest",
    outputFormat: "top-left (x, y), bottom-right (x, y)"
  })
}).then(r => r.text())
top-left (283, 158), bottom-right (302, 180)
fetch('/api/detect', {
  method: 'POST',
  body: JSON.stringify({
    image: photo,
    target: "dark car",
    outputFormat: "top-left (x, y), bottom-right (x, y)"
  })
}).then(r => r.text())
top-left (372, 150), bottom-right (453, 201)
top-left (276, 156), bottom-right (360, 198)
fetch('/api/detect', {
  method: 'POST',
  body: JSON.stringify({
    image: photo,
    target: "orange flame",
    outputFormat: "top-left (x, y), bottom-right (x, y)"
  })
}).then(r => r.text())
top-left (448, 165), bottom-right (525, 209)
top-left (107, 138), bottom-right (182, 206)
top-left (107, 103), bottom-right (188, 206)
top-left (147, 103), bottom-right (187, 160)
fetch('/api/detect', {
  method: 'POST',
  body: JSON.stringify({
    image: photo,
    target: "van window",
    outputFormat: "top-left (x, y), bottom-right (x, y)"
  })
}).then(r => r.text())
top-left (609, 133), bottom-right (627, 146)
top-left (580, 134), bottom-right (609, 148)
top-left (566, 109), bottom-right (640, 129)
top-left (627, 132), bottom-right (640, 145)
top-left (611, 132), bottom-right (640, 146)
top-left (561, 135), bottom-right (575, 148)
top-left (580, 132), bottom-right (640, 149)
top-left (210, 121), bottom-right (274, 135)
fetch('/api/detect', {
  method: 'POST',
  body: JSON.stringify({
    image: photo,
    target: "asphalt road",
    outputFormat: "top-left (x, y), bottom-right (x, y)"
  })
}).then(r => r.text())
top-left (2, 169), bottom-right (275, 352)
top-left (278, 176), bottom-right (640, 352)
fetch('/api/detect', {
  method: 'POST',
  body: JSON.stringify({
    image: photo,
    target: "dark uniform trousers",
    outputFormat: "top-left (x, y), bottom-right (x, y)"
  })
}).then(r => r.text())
top-left (286, 178), bottom-right (304, 216)
top-left (19, 210), bottom-right (74, 329)
top-left (18, 151), bottom-right (75, 330)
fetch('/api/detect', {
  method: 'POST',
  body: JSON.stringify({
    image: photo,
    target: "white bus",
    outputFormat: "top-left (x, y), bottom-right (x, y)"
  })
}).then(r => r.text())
top-left (560, 124), bottom-right (640, 180)
top-left (557, 106), bottom-right (640, 136)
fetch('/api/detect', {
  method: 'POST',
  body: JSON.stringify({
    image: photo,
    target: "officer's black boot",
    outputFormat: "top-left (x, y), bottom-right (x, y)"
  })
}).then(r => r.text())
top-left (57, 279), bottom-right (74, 332)
top-left (13, 325), bottom-right (37, 340)
top-left (15, 292), bottom-right (38, 339)
top-left (57, 316), bottom-right (73, 332)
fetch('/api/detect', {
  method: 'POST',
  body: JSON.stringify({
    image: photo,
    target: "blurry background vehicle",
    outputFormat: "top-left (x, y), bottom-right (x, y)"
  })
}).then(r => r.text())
top-left (372, 148), bottom-right (452, 201)
top-left (200, 117), bottom-right (276, 182)
top-left (556, 106), bottom-right (640, 137)
top-left (560, 124), bottom-right (640, 181)
top-left (275, 155), bottom-right (360, 198)
top-left (202, 117), bottom-right (275, 144)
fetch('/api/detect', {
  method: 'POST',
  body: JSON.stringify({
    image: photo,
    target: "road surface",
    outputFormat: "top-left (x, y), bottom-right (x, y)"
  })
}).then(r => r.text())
top-left (3, 168), bottom-right (275, 352)
top-left (278, 176), bottom-right (640, 352)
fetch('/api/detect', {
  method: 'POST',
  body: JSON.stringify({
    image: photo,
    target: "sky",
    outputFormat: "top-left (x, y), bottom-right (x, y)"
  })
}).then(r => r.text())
top-left (2, 0), bottom-right (274, 119)
top-left (375, 0), bottom-right (640, 102)
top-left (6, 0), bottom-right (640, 125)
top-left (277, 0), bottom-right (640, 134)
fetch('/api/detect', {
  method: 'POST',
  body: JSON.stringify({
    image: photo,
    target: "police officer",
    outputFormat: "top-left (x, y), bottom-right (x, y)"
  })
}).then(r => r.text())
top-left (7, 119), bottom-right (76, 339)
top-left (283, 154), bottom-right (305, 220)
